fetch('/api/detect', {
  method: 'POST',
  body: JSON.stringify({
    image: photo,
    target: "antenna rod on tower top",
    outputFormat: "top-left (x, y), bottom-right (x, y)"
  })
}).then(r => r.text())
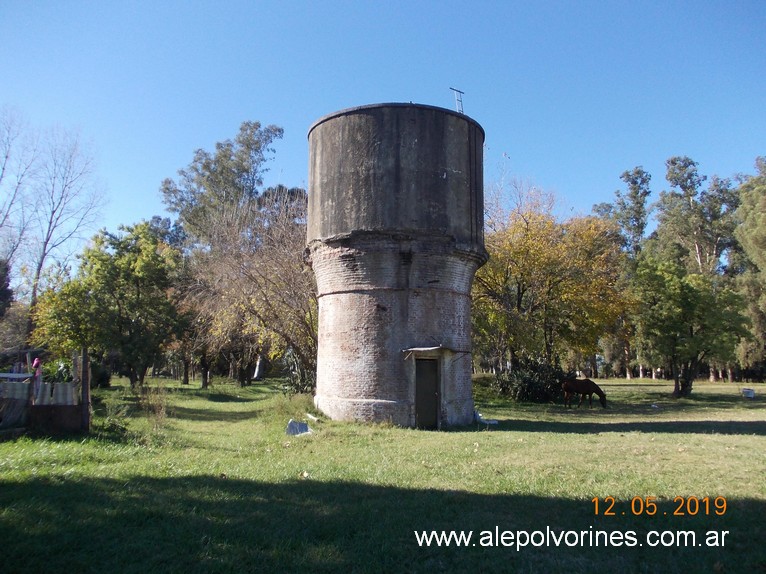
top-left (449, 87), bottom-right (464, 114)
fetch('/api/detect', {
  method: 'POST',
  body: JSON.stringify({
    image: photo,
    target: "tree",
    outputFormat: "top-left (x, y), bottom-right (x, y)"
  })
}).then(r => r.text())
top-left (735, 270), bottom-right (766, 375)
top-left (735, 157), bottom-right (766, 271)
top-left (655, 156), bottom-right (739, 276)
top-left (557, 216), bottom-right (625, 361)
top-left (473, 185), bottom-right (559, 371)
top-left (33, 222), bottom-right (181, 387)
top-left (161, 121), bottom-right (284, 244)
top-left (594, 166), bottom-right (652, 260)
top-left (734, 157), bottom-right (766, 374)
top-left (162, 122), bottom-right (317, 389)
top-left (632, 251), bottom-right (747, 395)
top-left (0, 259), bottom-right (13, 319)
top-left (225, 185), bottom-right (317, 388)
top-left (25, 127), bottom-right (102, 340)
top-left (0, 302), bottom-right (29, 354)
top-left (593, 166), bottom-right (652, 378)
top-left (31, 279), bottom-right (97, 357)
top-left (0, 106), bottom-right (36, 266)
top-left (181, 185), bottom-right (317, 388)
top-left (647, 156), bottom-right (745, 385)
top-left (473, 182), bottom-right (624, 373)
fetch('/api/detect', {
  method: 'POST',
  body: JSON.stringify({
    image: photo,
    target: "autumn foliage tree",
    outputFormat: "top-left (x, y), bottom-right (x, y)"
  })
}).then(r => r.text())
top-left (473, 183), bottom-right (625, 377)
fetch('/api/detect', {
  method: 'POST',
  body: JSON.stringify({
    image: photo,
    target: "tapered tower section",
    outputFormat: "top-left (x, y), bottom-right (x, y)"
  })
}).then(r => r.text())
top-left (306, 103), bottom-right (487, 428)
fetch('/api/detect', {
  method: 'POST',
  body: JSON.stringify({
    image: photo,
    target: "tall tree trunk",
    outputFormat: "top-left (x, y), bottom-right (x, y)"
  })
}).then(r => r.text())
top-left (182, 358), bottom-right (190, 385)
top-left (228, 353), bottom-right (236, 380)
top-left (237, 363), bottom-right (248, 387)
top-left (672, 362), bottom-right (681, 396)
top-left (679, 362), bottom-right (694, 396)
top-left (24, 254), bottom-right (47, 344)
top-left (200, 355), bottom-right (210, 389)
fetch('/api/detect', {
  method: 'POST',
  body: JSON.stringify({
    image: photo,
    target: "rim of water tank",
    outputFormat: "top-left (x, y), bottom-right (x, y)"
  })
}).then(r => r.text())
top-left (307, 102), bottom-right (484, 138)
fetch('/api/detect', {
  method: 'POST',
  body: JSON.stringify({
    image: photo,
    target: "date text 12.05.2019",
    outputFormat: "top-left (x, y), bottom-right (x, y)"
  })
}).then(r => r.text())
top-left (592, 496), bottom-right (727, 517)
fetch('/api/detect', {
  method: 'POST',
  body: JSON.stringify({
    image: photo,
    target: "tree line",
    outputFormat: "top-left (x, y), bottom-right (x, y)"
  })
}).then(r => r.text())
top-left (473, 156), bottom-right (765, 396)
top-left (2, 111), bottom-right (764, 397)
top-left (33, 121), bottom-right (316, 390)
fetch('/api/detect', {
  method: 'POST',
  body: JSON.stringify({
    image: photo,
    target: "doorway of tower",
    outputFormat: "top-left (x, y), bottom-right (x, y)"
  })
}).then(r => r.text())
top-left (415, 358), bottom-right (439, 429)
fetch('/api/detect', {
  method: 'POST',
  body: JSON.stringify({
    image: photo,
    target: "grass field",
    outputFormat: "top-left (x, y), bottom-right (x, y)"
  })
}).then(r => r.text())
top-left (1, 377), bottom-right (764, 573)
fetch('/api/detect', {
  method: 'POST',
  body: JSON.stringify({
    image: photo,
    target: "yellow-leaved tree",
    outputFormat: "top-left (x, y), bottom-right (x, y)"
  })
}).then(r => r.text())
top-left (473, 181), bottom-right (626, 378)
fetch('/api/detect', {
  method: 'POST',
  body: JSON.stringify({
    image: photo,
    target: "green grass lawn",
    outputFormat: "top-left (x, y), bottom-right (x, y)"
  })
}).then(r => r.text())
top-left (1, 377), bottom-right (764, 573)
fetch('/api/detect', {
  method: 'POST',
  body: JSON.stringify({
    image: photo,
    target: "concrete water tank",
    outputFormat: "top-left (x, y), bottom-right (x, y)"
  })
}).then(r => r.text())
top-left (306, 103), bottom-right (487, 428)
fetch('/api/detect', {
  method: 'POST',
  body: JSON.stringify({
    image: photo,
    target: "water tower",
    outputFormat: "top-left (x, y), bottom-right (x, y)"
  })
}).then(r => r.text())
top-left (306, 103), bottom-right (487, 428)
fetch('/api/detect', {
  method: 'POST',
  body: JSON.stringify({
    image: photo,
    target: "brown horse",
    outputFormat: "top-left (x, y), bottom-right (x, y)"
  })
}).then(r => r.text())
top-left (561, 376), bottom-right (607, 408)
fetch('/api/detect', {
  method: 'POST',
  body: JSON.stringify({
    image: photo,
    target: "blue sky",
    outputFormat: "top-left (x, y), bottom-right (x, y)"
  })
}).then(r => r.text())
top-left (2, 0), bottom-right (764, 235)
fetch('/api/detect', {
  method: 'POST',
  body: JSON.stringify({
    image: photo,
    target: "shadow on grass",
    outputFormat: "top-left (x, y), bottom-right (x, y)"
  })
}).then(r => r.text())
top-left (477, 391), bottom-right (762, 414)
top-left (604, 391), bottom-right (764, 412)
top-left (484, 419), bottom-right (766, 436)
top-left (171, 383), bottom-right (284, 399)
top-left (1, 475), bottom-right (762, 574)
top-left (204, 393), bottom-right (253, 403)
top-left (169, 406), bottom-right (260, 423)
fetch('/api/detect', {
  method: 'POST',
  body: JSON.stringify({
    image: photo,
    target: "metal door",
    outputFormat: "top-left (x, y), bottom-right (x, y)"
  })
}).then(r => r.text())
top-left (415, 359), bottom-right (438, 429)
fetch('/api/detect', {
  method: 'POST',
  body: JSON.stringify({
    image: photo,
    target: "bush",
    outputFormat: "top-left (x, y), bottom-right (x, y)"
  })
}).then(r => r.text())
top-left (90, 362), bottom-right (112, 388)
top-left (279, 348), bottom-right (316, 395)
top-left (493, 360), bottom-right (564, 403)
top-left (138, 384), bottom-right (167, 431)
top-left (42, 360), bottom-right (73, 383)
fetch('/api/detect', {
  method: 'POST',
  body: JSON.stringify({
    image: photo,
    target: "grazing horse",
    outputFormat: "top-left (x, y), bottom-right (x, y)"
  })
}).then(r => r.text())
top-left (561, 376), bottom-right (607, 408)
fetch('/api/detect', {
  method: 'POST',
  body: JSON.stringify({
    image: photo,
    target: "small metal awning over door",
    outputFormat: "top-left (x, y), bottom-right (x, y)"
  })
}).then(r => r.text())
top-left (401, 346), bottom-right (456, 360)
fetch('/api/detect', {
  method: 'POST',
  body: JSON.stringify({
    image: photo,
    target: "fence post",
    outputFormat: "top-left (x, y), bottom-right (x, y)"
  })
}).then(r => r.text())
top-left (81, 347), bottom-right (90, 432)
